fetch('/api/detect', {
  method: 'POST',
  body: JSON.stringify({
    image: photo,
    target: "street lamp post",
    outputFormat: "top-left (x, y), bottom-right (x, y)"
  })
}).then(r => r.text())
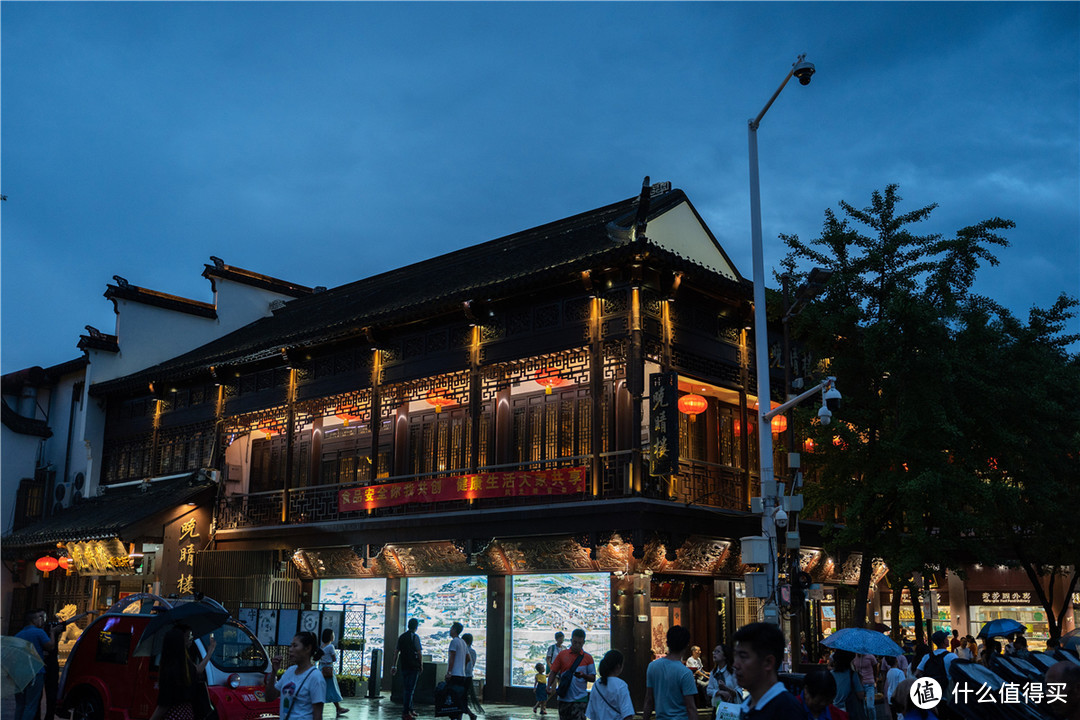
top-left (746, 54), bottom-right (815, 626)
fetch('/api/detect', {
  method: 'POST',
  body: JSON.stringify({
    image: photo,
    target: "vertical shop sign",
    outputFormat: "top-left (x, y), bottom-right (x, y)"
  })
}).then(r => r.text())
top-left (648, 372), bottom-right (679, 476)
top-left (160, 506), bottom-right (211, 596)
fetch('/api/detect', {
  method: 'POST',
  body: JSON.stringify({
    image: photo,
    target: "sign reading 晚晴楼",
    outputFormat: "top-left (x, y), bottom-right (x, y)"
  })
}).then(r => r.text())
top-left (338, 467), bottom-right (588, 512)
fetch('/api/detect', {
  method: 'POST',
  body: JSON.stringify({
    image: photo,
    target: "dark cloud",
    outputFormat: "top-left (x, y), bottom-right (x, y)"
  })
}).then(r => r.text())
top-left (2, 2), bottom-right (1077, 372)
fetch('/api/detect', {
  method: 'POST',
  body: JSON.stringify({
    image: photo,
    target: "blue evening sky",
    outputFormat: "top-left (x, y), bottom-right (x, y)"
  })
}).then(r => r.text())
top-left (2, 2), bottom-right (1077, 373)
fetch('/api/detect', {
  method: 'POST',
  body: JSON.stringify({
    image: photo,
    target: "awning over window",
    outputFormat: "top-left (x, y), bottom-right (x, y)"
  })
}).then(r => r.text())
top-left (1, 473), bottom-right (217, 553)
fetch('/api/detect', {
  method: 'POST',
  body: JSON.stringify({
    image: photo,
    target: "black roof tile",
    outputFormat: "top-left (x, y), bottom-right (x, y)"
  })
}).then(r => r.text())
top-left (1, 474), bottom-right (216, 551)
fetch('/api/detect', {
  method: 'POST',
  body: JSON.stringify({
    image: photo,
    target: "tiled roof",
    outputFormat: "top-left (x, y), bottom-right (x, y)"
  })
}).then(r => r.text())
top-left (92, 186), bottom-right (748, 395)
top-left (202, 257), bottom-right (314, 298)
top-left (105, 279), bottom-right (217, 319)
top-left (1, 400), bottom-right (53, 438)
top-left (77, 326), bottom-right (120, 353)
top-left (1, 474), bottom-right (216, 551)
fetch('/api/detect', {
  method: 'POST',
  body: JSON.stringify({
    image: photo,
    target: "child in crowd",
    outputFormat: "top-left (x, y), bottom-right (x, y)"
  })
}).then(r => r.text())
top-left (533, 662), bottom-right (549, 715)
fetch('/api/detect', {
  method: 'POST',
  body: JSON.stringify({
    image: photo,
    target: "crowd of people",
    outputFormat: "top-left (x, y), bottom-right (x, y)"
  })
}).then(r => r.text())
top-left (9, 605), bottom-right (1080, 720)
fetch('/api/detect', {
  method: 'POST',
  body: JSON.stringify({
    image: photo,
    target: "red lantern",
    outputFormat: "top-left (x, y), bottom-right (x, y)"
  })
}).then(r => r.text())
top-left (58, 556), bottom-right (72, 571)
top-left (733, 418), bottom-right (756, 436)
top-left (803, 438), bottom-right (815, 453)
top-left (535, 368), bottom-right (565, 395)
top-left (678, 394), bottom-right (708, 421)
top-left (36, 556), bottom-right (59, 577)
top-left (426, 389), bottom-right (454, 414)
top-left (770, 414), bottom-right (788, 434)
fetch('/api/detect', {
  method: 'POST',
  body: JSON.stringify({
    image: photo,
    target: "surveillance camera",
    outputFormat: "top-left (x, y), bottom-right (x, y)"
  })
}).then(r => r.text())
top-left (793, 60), bottom-right (815, 86)
top-left (817, 404), bottom-right (832, 426)
top-left (823, 381), bottom-right (841, 413)
top-left (775, 508), bottom-right (789, 528)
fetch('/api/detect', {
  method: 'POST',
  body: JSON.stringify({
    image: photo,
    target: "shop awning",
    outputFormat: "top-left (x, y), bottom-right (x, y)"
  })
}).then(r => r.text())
top-left (1, 472), bottom-right (217, 553)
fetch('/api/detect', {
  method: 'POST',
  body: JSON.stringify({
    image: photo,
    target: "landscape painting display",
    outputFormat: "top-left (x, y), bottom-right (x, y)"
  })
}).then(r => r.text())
top-left (510, 573), bottom-right (611, 686)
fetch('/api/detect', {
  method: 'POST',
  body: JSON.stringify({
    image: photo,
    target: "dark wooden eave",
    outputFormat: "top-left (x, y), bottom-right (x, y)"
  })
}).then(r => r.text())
top-left (104, 281), bottom-right (217, 319)
top-left (202, 257), bottom-right (314, 298)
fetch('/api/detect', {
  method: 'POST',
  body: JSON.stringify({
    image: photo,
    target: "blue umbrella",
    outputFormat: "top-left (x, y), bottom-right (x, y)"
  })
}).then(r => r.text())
top-left (977, 618), bottom-right (1026, 639)
top-left (822, 627), bottom-right (905, 657)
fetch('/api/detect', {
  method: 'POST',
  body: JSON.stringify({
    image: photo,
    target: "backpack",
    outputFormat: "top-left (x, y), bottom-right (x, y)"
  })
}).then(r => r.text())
top-left (923, 650), bottom-right (950, 691)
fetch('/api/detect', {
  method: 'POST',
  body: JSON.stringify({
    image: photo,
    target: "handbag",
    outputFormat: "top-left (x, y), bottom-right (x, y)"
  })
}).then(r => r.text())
top-left (434, 681), bottom-right (466, 717)
top-left (321, 666), bottom-right (333, 680)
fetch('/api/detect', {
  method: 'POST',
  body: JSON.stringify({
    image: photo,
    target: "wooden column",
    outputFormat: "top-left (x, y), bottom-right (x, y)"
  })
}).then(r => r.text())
top-left (589, 297), bottom-right (603, 495)
top-left (469, 326), bottom-right (482, 472)
top-left (627, 288), bottom-right (645, 494)
top-left (486, 575), bottom-right (508, 701)
top-left (370, 350), bottom-right (382, 477)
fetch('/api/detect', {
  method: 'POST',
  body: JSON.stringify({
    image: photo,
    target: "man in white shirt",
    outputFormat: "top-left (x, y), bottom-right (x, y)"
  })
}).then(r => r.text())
top-left (446, 622), bottom-right (468, 720)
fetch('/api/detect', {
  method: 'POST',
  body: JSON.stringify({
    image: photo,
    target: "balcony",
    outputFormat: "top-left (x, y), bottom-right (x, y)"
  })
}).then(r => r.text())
top-left (214, 451), bottom-right (752, 531)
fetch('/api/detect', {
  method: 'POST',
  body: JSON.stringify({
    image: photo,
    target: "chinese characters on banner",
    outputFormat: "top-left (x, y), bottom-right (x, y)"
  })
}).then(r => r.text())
top-left (648, 372), bottom-right (679, 477)
top-left (338, 467), bottom-right (588, 512)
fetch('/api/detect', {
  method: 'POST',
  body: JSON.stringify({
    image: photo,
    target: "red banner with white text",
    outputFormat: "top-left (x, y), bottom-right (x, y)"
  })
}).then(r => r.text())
top-left (338, 467), bottom-right (588, 512)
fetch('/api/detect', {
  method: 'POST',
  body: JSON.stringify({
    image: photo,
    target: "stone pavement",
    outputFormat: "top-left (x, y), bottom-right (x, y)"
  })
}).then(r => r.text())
top-left (334, 695), bottom-right (894, 720)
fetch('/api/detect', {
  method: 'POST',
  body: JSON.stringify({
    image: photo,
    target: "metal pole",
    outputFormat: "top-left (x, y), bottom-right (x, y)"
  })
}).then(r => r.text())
top-left (748, 119), bottom-right (779, 625)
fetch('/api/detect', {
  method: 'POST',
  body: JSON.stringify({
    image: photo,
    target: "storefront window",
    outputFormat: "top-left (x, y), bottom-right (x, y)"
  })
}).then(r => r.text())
top-left (406, 576), bottom-right (488, 678)
top-left (317, 578), bottom-right (387, 677)
top-left (509, 573), bottom-right (610, 687)
top-left (969, 605), bottom-right (1051, 651)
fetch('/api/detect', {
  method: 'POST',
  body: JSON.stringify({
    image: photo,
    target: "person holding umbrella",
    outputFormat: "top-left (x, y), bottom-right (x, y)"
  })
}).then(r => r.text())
top-left (149, 626), bottom-right (217, 720)
top-left (266, 631), bottom-right (326, 720)
top-left (13, 609), bottom-right (61, 720)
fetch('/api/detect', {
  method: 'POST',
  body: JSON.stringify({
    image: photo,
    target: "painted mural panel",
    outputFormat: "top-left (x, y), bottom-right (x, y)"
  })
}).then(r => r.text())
top-left (317, 577), bottom-right (387, 677)
top-left (510, 573), bottom-right (611, 687)
top-left (406, 576), bottom-right (488, 679)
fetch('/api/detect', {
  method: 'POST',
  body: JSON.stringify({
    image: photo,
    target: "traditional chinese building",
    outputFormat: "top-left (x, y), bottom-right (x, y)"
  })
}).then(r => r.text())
top-left (7, 181), bottom-right (877, 701)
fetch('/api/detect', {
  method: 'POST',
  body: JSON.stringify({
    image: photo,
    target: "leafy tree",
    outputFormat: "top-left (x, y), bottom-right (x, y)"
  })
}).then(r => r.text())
top-left (780, 184), bottom-right (1013, 627)
top-left (950, 294), bottom-right (1080, 640)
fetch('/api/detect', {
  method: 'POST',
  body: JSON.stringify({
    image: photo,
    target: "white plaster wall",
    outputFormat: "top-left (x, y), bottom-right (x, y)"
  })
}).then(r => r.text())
top-left (645, 202), bottom-right (741, 280)
top-left (39, 371), bottom-right (85, 493)
top-left (212, 277), bottom-right (301, 333)
top-left (1, 428), bottom-right (45, 535)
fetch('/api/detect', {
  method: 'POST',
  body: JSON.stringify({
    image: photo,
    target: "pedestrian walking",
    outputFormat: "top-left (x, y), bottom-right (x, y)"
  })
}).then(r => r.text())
top-left (393, 618), bottom-right (423, 720)
top-left (831, 650), bottom-right (868, 720)
top-left (445, 622), bottom-right (469, 720)
top-left (148, 625), bottom-right (217, 720)
top-left (641, 625), bottom-right (697, 720)
top-left (853, 652), bottom-right (877, 719)
top-left (266, 631), bottom-right (327, 720)
top-left (532, 663), bottom-right (549, 715)
top-left (798, 668), bottom-right (849, 720)
top-left (319, 629), bottom-right (348, 716)
top-left (705, 644), bottom-right (740, 705)
top-left (585, 650), bottom-right (635, 720)
top-left (731, 622), bottom-right (802, 719)
top-left (462, 633), bottom-right (482, 720)
top-left (13, 610), bottom-right (61, 720)
top-left (545, 632), bottom-right (565, 673)
top-left (546, 629), bottom-right (595, 720)
top-left (883, 656), bottom-right (905, 719)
